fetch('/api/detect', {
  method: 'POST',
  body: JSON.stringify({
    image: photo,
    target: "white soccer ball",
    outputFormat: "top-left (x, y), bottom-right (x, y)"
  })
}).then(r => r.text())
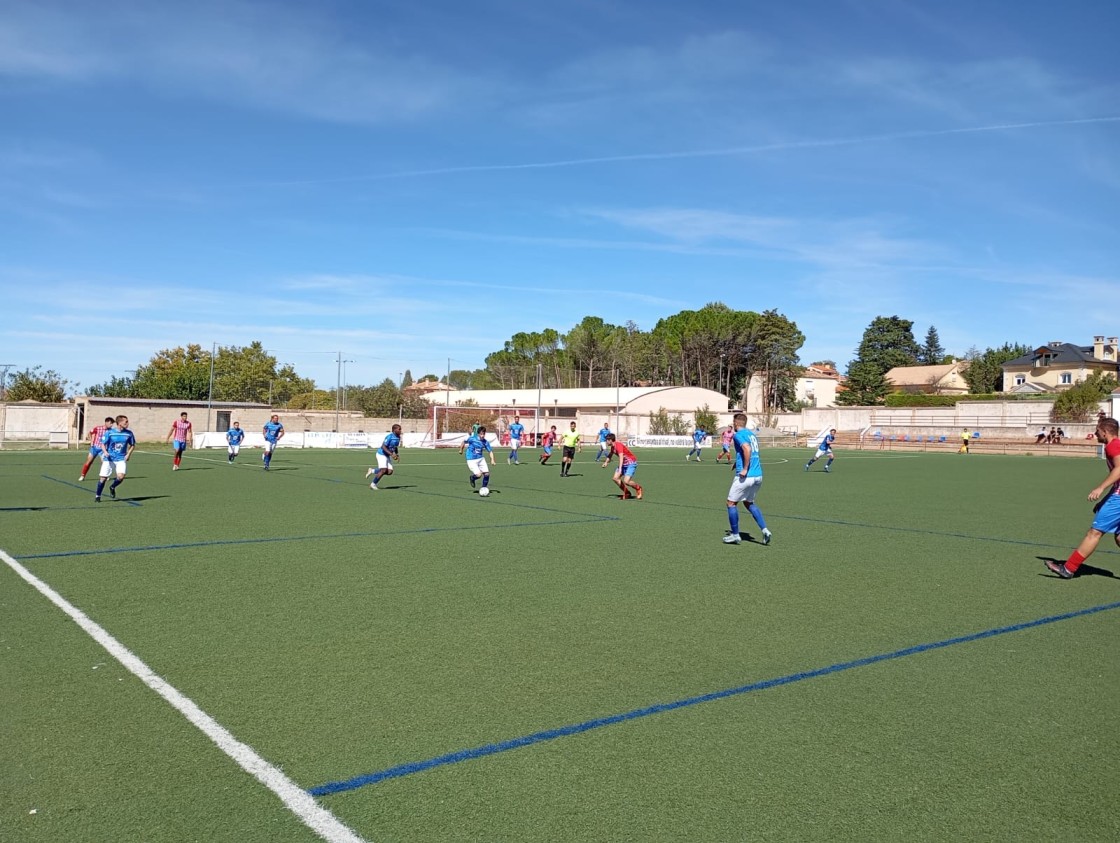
top-left (478, 486), bottom-right (490, 497)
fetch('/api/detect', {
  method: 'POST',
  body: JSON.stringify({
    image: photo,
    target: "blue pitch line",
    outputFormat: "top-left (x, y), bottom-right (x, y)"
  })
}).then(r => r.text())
top-left (42, 475), bottom-right (142, 507)
top-left (308, 600), bottom-right (1120, 797)
top-left (19, 514), bottom-right (618, 560)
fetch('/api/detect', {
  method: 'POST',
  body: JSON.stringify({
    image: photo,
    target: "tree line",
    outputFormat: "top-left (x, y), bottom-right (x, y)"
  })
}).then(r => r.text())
top-left (7, 311), bottom-right (1110, 421)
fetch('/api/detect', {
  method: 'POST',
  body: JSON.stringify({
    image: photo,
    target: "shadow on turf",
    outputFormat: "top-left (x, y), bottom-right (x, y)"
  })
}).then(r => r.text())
top-left (1036, 556), bottom-right (1116, 579)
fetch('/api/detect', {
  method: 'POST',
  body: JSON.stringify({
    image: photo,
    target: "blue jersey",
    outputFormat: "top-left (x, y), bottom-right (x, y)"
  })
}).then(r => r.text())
top-left (263, 421), bottom-right (284, 443)
top-left (693, 429), bottom-right (706, 445)
top-left (734, 428), bottom-right (762, 477)
top-left (509, 423), bottom-right (524, 441)
top-left (821, 433), bottom-right (835, 450)
top-left (226, 428), bottom-right (245, 446)
top-left (379, 432), bottom-right (401, 457)
top-left (463, 434), bottom-right (492, 461)
top-left (597, 427), bottom-right (610, 443)
top-left (102, 428), bottom-right (136, 462)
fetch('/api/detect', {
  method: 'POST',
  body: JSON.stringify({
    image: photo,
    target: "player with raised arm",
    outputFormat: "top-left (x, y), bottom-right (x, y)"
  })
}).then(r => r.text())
top-left (507, 415), bottom-right (525, 465)
top-left (366, 424), bottom-right (402, 490)
top-left (539, 425), bottom-right (557, 465)
top-left (459, 425), bottom-right (495, 492)
top-left (166, 411), bottom-right (193, 471)
top-left (94, 415), bottom-right (136, 502)
top-left (79, 417), bottom-right (116, 480)
top-left (1045, 417), bottom-right (1120, 579)
top-left (805, 428), bottom-right (837, 472)
top-left (262, 414), bottom-right (284, 470)
top-left (601, 433), bottom-right (642, 500)
top-left (225, 421), bottom-right (245, 463)
top-left (723, 413), bottom-right (772, 545)
top-left (560, 421), bottom-right (581, 477)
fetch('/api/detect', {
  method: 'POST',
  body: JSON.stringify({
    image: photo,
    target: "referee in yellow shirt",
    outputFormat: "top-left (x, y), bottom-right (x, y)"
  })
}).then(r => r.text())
top-left (560, 421), bottom-right (582, 477)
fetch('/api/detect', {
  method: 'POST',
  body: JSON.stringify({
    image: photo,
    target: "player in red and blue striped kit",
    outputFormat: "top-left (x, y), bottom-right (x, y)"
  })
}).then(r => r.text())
top-left (79, 417), bottom-right (116, 481)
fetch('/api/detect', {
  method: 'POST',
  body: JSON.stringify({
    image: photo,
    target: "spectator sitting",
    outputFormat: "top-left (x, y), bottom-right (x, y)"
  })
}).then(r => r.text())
top-left (1046, 427), bottom-right (1058, 444)
top-left (1055, 427), bottom-right (1065, 443)
top-left (1034, 426), bottom-right (1047, 444)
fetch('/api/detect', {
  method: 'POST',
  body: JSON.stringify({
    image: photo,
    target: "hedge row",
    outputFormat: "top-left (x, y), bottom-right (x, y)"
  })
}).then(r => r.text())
top-left (883, 393), bottom-right (1054, 407)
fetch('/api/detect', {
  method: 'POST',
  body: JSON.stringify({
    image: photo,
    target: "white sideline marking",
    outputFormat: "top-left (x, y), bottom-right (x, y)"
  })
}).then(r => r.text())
top-left (1, 548), bottom-right (367, 843)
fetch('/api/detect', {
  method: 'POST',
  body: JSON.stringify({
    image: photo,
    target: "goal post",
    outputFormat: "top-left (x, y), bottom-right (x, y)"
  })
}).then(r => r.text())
top-left (426, 405), bottom-right (542, 449)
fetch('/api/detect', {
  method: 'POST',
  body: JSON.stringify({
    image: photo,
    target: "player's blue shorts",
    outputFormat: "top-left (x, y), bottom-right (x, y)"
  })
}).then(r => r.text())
top-left (620, 462), bottom-right (637, 477)
top-left (1091, 494), bottom-right (1120, 534)
top-left (173, 439), bottom-right (187, 451)
top-left (88, 445), bottom-right (103, 458)
top-left (721, 444), bottom-right (730, 452)
top-left (543, 445), bottom-right (552, 455)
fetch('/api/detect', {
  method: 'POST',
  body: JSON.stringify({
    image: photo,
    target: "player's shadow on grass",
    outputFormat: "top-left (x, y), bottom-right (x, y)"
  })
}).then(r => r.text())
top-left (116, 495), bottom-right (170, 503)
top-left (382, 484), bottom-right (418, 490)
top-left (1036, 556), bottom-right (1116, 579)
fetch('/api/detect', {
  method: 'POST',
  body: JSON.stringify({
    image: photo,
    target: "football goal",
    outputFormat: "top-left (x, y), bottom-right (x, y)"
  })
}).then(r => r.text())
top-left (425, 405), bottom-right (543, 449)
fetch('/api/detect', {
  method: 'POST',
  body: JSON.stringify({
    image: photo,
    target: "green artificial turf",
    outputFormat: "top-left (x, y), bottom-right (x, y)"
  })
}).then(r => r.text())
top-left (2, 444), bottom-right (1118, 841)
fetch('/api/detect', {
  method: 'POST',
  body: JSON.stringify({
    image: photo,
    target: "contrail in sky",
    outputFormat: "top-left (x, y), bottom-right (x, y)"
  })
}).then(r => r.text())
top-left (265, 116), bottom-right (1120, 186)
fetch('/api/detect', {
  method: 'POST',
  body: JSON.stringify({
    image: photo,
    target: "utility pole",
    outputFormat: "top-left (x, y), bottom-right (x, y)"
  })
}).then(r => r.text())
top-left (205, 342), bottom-right (216, 433)
top-left (335, 351), bottom-right (342, 432)
top-left (0, 364), bottom-right (13, 400)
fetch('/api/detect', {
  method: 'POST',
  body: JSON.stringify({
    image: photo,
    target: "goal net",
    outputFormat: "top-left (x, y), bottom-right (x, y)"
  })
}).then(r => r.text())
top-left (425, 405), bottom-right (543, 449)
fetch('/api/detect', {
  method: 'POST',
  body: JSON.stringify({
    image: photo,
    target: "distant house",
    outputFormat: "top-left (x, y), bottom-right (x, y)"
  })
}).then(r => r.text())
top-left (403, 379), bottom-right (447, 397)
top-left (794, 364), bottom-right (843, 407)
top-left (1001, 337), bottom-right (1119, 393)
top-left (884, 361), bottom-right (970, 395)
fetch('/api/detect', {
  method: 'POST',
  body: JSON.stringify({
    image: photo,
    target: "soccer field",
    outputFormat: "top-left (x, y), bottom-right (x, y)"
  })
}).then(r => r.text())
top-left (2, 445), bottom-right (1118, 842)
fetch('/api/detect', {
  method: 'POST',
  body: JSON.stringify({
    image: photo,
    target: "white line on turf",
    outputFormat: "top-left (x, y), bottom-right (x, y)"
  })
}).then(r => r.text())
top-left (0, 548), bottom-right (367, 843)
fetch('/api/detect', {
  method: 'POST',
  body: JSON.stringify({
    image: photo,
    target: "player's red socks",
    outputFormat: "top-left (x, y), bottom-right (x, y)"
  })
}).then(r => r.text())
top-left (1065, 550), bottom-right (1086, 574)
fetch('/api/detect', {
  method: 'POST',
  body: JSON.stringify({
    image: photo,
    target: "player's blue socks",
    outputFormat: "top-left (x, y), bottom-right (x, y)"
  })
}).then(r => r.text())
top-left (747, 502), bottom-right (767, 531)
top-left (96, 479), bottom-right (106, 497)
top-left (727, 505), bottom-right (740, 535)
top-left (826, 458), bottom-right (834, 468)
top-left (482, 475), bottom-right (490, 488)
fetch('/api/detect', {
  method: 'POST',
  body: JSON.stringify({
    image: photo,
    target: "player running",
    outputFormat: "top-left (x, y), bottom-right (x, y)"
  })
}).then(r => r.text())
top-left (723, 413), bottom-right (772, 545)
top-left (601, 433), bottom-right (643, 500)
top-left (507, 415), bottom-right (525, 465)
top-left (226, 422), bottom-right (245, 463)
top-left (166, 411), bottom-right (193, 471)
top-left (539, 425), bottom-right (557, 465)
top-left (716, 425), bottom-right (734, 463)
top-left (366, 424), bottom-right (402, 490)
top-left (686, 426), bottom-right (706, 461)
top-left (595, 423), bottom-right (611, 460)
top-left (262, 414), bottom-right (284, 470)
top-left (805, 428), bottom-right (836, 472)
top-left (459, 425), bottom-right (495, 492)
top-left (1045, 416), bottom-right (1120, 579)
top-left (94, 415), bottom-right (136, 502)
top-left (79, 417), bottom-right (116, 480)
top-left (560, 421), bottom-right (581, 477)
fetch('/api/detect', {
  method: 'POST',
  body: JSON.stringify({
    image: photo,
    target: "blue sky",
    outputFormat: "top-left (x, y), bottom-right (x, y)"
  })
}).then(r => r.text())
top-left (2, 0), bottom-right (1117, 393)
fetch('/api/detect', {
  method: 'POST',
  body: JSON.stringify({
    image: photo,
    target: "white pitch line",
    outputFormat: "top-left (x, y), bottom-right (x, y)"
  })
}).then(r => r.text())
top-left (1, 548), bottom-right (368, 843)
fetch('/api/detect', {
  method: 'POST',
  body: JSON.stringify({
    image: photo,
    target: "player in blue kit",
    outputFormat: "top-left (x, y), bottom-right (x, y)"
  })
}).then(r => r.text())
top-left (805, 428), bottom-right (836, 472)
top-left (95, 415), bottom-right (136, 502)
top-left (459, 425), bottom-right (495, 492)
top-left (723, 413), bottom-right (771, 545)
top-left (686, 426), bottom-right (706, 461)
top-left (595, 423), bottom-right (611, 460)
top-left (365, 424), bottom-right (402, 489)
top-left (262, 414), bottom-right (284, 470)
top-left (225, 421), bottom-right (245, 463)
top-left (507, 416), bottom-right (525, 465)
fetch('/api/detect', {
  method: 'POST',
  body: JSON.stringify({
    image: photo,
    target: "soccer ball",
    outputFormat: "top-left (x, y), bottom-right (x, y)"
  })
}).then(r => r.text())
top-left (478, 487), bottom-right (490, 497)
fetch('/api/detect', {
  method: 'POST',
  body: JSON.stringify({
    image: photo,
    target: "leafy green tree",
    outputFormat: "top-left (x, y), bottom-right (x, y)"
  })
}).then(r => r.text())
top-left (920, 326), bottom-right (945, 365)
top-left (836, 360), bottom-right (892, 406)
top-left (963, 343), bottom-right (1031, 394)
top-left (6, 366), bottom-right (71, 402)
top-left (212, 342), bottom-right (313, 404)
top-left (565, 316), bottom-right (619, 387)
top-left (694, 405), bottom-right (718, 433)
top-left (1051, 371), bottom-right (1117, 422)
top-left (350, 379), bottom-right (430, 418)
top-left (84, 375), bottom-right (137, 398)
top-left (401, 370), bottom-right (413, 388)
top-left (836, 316), bottom-right (921, 406)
